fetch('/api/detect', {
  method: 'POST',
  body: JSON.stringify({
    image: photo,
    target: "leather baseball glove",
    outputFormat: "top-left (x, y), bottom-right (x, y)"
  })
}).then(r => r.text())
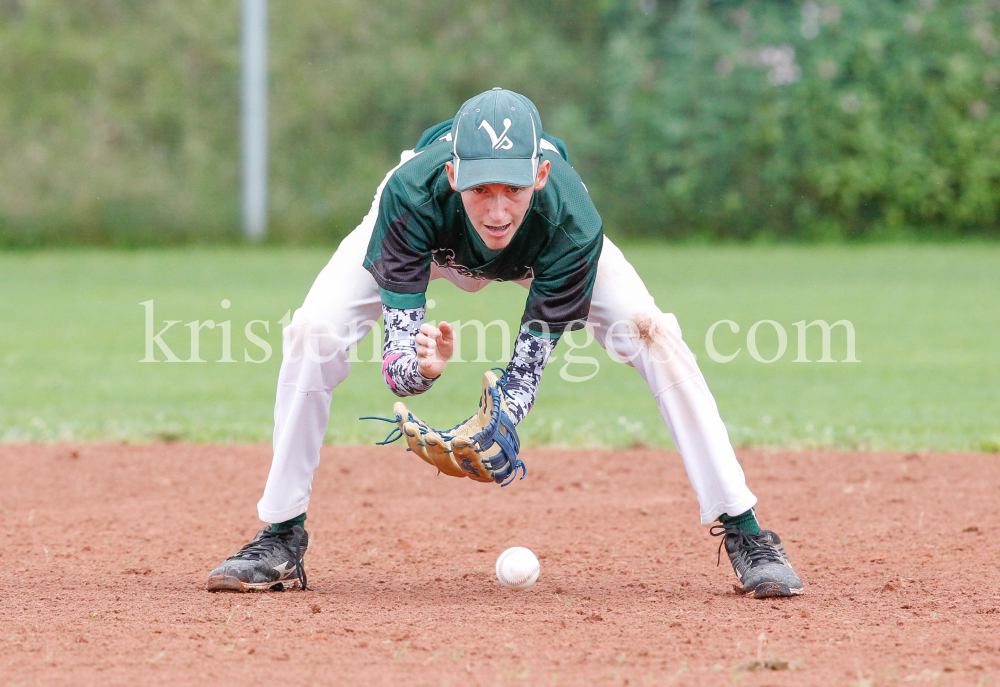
top-left (370, 370), bottom-right (526, 486)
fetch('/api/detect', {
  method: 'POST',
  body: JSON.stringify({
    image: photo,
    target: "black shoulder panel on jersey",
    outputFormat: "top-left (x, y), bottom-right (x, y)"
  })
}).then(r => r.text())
top-left (522, 250), bottom-right (594, 330)
top-left (365, 211), bottom-right (432, 294)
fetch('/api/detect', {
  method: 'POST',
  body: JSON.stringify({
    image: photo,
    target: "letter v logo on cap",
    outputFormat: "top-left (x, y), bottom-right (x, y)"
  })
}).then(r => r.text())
top-left (478, 118), bottom-right (514, 150)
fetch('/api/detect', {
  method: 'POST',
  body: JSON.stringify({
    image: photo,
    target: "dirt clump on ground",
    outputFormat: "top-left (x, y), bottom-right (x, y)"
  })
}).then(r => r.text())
top-left (1, 443), bottom-right (999, 686)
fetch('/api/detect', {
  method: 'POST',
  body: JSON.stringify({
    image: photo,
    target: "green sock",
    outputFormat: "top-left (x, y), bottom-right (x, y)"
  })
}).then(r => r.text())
top-left (270, 512), bottom-right (306, 532)
top-left (719, 508), bottom-right (760, 535)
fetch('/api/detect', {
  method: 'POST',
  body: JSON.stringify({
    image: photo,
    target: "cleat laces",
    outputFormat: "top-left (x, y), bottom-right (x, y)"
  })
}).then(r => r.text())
top-left (709, 524), bottom-right (784, 568)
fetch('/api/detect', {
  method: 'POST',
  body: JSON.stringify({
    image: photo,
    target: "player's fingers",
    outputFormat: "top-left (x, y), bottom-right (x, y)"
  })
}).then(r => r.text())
top-left (419, 322), bottom-right (441, 339)
top-left (417, 331), bottom-right (440, 351)
top-left (438, 320), bottom-right (455, 343)
top-left (436, 321), bottom-right (455, 360)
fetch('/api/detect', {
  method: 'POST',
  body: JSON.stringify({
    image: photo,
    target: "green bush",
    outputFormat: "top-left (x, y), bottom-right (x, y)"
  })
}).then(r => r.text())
top-left (1, 0), bottom-right (999, 244)
top-left (589, 0), bottom-right (1000, 239)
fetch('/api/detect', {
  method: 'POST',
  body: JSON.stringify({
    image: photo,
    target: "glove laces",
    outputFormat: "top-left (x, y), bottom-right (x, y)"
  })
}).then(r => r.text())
top-left (358, 371), bottom-right (526, 486)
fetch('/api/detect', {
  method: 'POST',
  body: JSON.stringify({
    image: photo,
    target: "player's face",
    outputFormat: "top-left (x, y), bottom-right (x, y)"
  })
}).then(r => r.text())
top-left (446, 160), bottom-right (551, 250)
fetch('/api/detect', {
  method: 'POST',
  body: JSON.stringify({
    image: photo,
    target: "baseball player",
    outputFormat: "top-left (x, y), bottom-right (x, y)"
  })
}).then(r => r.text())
top-left (206, 88), bottom-right (803, 599)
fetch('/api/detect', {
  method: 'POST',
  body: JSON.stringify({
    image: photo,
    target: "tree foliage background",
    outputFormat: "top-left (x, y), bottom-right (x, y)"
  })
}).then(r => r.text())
top-left (1, 0), bottom-right (999, 245)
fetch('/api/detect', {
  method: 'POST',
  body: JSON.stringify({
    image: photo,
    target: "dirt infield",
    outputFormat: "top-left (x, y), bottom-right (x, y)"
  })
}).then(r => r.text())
top-left (2, 443), bottom-right (999, 686)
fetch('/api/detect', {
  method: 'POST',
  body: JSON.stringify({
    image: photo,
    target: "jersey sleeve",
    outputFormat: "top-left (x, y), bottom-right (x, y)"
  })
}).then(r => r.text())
top-left (363, 175), bottom-right (433, 309)
top-left (522, 229), bottom-right (603, 336)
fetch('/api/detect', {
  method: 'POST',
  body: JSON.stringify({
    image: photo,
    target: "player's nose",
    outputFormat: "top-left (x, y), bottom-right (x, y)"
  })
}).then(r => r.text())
top-left (486, 194), bottom-right (509, 222)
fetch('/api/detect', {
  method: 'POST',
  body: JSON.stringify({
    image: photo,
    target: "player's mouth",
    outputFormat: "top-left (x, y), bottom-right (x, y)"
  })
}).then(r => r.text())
top-left (484, 223), bottom-right (511, 237)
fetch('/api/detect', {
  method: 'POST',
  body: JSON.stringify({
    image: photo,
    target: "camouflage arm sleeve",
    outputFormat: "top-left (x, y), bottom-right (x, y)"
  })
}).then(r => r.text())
top-left (503, 326), bottom-right (559, 425)
top-left (382, 304), bottom-right (437, 397)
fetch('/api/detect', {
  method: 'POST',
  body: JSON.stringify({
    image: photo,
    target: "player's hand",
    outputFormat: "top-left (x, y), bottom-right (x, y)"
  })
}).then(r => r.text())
top-left (416, 321), bottom-right (455, 379)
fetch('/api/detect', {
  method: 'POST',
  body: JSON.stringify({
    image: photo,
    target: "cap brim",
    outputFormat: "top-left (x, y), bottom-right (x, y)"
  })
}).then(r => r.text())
top-left (454, 157), bottom-right (535, 191)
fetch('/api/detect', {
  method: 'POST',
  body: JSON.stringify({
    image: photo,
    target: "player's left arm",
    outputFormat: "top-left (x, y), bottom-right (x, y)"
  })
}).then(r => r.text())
top-left (439, 229), bottom-right (602, 474)
top-left (501, 328), bottom-right (559, 424)
top-left (502, 228), bottom-right (603, 422)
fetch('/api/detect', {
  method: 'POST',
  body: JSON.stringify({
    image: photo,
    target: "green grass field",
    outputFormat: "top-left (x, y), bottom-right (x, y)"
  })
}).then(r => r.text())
top-left (1, 244), bottom-right (997, 452)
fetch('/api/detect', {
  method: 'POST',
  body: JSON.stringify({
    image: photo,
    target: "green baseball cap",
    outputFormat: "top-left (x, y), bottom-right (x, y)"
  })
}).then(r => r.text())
top-left (451, 87), bottom-right (544, 191)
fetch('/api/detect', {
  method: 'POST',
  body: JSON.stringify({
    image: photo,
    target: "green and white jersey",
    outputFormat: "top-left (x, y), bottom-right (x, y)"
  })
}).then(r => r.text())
top-left (363, 120), bottom-right (603, 335)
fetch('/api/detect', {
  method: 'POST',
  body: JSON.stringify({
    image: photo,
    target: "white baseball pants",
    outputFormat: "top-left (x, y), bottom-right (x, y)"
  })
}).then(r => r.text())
top-left (258, 152), bottom-right (757, 526)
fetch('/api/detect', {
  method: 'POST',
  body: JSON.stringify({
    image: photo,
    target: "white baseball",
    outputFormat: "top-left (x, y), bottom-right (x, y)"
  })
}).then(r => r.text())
top-left (495, 547), bottom-right (540, 590)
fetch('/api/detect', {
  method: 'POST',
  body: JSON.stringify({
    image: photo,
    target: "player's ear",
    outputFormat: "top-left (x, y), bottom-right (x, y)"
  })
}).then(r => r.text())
top-left (445, 161), bottom-right (459, 192)
top-left (533, 159), bottom-right (551, 191)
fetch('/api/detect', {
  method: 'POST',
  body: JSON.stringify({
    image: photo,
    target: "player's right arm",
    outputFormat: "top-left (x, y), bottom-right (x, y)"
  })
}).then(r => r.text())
top-left (364, 158), bottom-right (445, 396)
top-left (382, 304), bottom-right (439, 397)
top-left (415, 320), bottom-right (454, 378)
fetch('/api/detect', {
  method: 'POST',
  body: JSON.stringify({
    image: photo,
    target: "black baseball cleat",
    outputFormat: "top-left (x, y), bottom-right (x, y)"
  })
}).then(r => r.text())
top-left (206, 525), bottom-right (308, 592)
top-left (711, 525), bottom-right (803, 598)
